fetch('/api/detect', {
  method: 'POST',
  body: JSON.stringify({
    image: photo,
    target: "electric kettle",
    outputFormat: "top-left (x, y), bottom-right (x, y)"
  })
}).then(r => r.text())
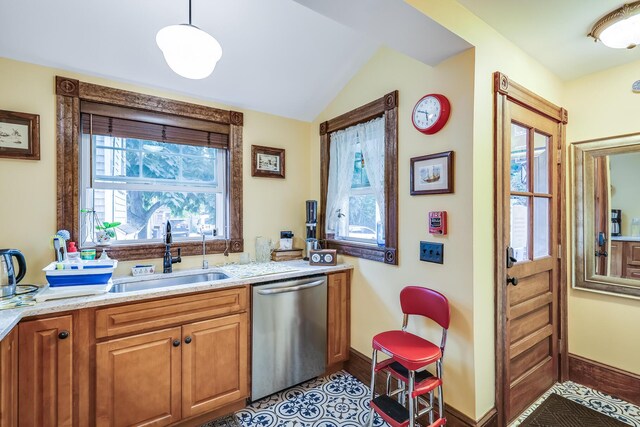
top-left (0, 249), bottom-right (26, 297)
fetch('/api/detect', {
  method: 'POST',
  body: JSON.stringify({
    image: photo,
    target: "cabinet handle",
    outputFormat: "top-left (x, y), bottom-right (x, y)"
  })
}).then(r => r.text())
top-left (184, 336), bottom-right (192, 344)
top-left (172, 339), bottom-right (181, 347)
top-left (58, 330), bottom-right (70, 340)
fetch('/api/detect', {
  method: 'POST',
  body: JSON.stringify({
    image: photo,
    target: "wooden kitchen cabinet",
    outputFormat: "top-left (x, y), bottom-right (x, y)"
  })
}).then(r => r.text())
top-left (0, 328), bottom-right (18, 427)
top-left (96, 327), bottom-right (183, 427)
top-left (18, 315), bottom-right (73, 427)
top-left (182, 313), bottom-right (248, 418)
top-left (95, 286), bottom-right (249, 426)
top-left (327, 271), bottom-right (350, 365)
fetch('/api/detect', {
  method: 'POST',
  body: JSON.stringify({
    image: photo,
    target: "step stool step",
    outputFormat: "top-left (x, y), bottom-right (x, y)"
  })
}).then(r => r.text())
top-left (371, 394), bottom-right (410, 426)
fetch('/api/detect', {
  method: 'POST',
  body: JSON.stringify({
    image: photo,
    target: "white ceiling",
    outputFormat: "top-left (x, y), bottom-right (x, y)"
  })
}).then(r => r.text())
top-left (456, 0), bottom-right (640, 81)
top-left (0, 0), bottom-right (469, 121)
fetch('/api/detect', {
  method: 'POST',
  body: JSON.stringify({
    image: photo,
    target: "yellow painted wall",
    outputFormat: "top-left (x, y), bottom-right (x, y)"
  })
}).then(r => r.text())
top-left (565, 60), bottom-right (640, 375)
top-left (0, 57), bottom-right (311, 283)
top-left (610, 152), bottom-right (640, 237)
top-left (311, 46), bottom-right (478, 416)
top-left (406, 0), bottom-right (565, 418)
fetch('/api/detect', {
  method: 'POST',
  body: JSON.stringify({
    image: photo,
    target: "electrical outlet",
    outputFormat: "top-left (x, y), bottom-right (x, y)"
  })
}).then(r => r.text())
top-left (420, 241), bottom-right (444, 264)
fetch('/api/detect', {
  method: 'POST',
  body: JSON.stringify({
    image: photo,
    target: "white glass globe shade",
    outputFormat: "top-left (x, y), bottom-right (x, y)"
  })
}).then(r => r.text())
top-left (156, 24), bottom-right (222, 79)
top-left (599, 14), bottom-right (640, 49)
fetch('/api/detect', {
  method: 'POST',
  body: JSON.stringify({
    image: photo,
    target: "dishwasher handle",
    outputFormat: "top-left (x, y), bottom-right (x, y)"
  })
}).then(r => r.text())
top-left (256, 279), bottom-right (325, 295)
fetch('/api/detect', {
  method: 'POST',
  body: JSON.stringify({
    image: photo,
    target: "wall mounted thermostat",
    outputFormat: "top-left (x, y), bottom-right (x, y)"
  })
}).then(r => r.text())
top-left (309, 249), bottom-right (337, 266)
top-left (428, 211), bottom-right (447, 235)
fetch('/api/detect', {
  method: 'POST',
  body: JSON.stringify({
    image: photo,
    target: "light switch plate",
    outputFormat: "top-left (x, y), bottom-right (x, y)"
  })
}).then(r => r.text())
top-left (420, 241), bottom-right (444, 264)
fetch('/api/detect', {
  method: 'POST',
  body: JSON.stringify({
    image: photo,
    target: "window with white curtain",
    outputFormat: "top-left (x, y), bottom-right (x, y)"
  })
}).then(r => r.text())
top-left (319, 90), bottom-right (398, 265)
top-left (326, 117), bottom-right (385, 245)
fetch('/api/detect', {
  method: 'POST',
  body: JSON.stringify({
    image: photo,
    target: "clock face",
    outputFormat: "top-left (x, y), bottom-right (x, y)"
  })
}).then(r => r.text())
top-left (412, 94), bottom-right (451, 135)
top-left (311, 253), bottom-right (321, 263)
top-left (325, 254), bottom-right (333, 263)
top-left (413, 96), bottom-right (441, 129)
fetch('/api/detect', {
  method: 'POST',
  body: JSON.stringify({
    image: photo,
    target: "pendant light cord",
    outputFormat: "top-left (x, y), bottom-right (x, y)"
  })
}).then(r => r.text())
top-left (188, 0), bottom-right (192, 25)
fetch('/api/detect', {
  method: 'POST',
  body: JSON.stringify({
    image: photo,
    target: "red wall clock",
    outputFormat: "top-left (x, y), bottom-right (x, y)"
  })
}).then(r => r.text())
top-left (412, 94), bottom-right (451, 135)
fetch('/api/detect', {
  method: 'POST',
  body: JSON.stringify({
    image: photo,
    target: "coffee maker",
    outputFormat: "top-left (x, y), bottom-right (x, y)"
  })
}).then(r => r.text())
top-left (304, 200), bottom-right (318, 260)
top-left (611, 209), bottom-right (621, 236)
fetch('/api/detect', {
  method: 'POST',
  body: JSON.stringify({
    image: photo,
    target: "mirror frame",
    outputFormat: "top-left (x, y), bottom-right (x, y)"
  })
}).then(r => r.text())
top-left (572, 132), bottom-right (640, 299)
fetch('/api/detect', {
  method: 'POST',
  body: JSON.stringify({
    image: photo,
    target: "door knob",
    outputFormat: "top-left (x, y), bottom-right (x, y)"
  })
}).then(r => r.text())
top-left (507, 276), bottom-right (519, 286)
top-left (172, 339), bottom-right (181, 347)
top-left (58, 330), bottom-right (70, 340)
top-left (184, 336), bottom-right (192, 344)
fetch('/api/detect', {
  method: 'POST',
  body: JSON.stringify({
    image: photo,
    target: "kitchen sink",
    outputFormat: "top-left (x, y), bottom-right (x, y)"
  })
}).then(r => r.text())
top-left (110, 272), bottom-right (230, 293)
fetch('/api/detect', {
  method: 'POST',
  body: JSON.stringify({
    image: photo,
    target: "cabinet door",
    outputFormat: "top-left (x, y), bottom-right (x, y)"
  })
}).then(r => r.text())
top-left (96, 327), bottom-right (182, 427)
top-left (18, 315), bottom-right (73, 427)
top-left (609, 241), bottom-right (623, 277)
top-left (182, 313), bottom-right (248, 418)
top-left (1, 328), bottom-right (18, 427)
top-left (327, 272), bottom-right (350, 365)
top-left (626, 242), bottom-right (640, 266)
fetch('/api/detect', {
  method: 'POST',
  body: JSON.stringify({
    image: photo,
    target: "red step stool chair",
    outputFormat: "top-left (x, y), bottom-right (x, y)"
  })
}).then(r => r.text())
top-left (367, 286), bottom-right (450, 427)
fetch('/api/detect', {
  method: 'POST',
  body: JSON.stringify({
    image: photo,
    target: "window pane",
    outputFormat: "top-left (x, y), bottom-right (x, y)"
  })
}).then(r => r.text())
top-left (510, 196), bottom-right (529, 262)
top-left (82, 190), bottom-right (221, 244)
top-left (534, 197), bottom-right (550, 258)
top-left (142, 152), bottom-right (179, 180)
top-left (533, 132), bottom-right (549, 194)
top-left (346, 194), bottom-right (377, 242)
top-left (182, 155), bottom-right (216, 182)
top-left (510, 124), bottom-right (528, 192)
top-left (352, 151), bottom-right (371, 188)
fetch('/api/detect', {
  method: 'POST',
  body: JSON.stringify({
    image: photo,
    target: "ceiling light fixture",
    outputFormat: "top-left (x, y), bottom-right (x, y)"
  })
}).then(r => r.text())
top-left (156, 0), bottom-right (222, 79)
top-left (589, 1), bottom-right (640, 49)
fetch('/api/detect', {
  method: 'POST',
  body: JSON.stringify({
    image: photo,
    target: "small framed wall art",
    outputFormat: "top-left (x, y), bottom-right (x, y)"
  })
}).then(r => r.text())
top-left (410, 151), bottom-right (454, 195)
top-left (0, 109), bottom-right (40, 160)
top-left (251, 145), bottom-right (285, 179)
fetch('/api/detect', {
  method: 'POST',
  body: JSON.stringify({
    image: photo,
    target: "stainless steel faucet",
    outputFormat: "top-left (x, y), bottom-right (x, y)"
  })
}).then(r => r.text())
top-left (163, 220), bottom-right (182, 273)
top-left (202, 234), bottom-right (208, 269)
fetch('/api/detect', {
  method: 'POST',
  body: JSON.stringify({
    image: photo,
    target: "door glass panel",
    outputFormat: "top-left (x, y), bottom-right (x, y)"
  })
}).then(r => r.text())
top-left (533, 132), bottom-right (549, 194)
top-left (510, 196), bottom-right (529, 262)
top-left (510, 124), bottom-right (528, 192)
top-left (534, 197), bottom-right (550, 258)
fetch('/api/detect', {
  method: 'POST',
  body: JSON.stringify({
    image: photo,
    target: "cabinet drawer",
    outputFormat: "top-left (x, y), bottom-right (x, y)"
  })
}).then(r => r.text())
top-left (96, 286), bottom-right (248, 339)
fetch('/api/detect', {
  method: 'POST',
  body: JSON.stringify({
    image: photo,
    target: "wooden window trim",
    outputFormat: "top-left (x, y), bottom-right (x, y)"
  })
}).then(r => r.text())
top-left (319, 91), bottom-right (398, 265)
top-left (55, 76), bottom-right (244, 260)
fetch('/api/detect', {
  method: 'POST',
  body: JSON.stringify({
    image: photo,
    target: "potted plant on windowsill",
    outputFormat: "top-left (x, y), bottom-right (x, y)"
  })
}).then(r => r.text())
top-left (96, 221), bottom-right (121, 245)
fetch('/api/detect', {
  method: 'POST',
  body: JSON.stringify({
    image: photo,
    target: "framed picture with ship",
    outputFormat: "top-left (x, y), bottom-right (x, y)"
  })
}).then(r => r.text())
top-left (410, 151), bottom-right (454, 195)
top-left (0, 109), bottom-right (40, 160)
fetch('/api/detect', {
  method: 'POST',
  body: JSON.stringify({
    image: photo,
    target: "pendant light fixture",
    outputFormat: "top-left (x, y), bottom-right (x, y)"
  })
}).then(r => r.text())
top-left (589, 1), bottom-right (640, 49)
top-left (156, 0), bottom-right (222, 79)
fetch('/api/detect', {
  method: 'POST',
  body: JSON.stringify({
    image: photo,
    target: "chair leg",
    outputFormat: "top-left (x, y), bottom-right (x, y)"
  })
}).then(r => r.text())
top-left (367, 349), bottom-right (378, 427)
top-left (398, 378), bottom-right (404, 404)
top-left (429, 390), bottom-right (434, 424)
top-left (386, 371), bottom-right (391, 396)
top-left (437, 360), bottom-right (445, 420)
top-left (408, 370), bottom-right (415, 427)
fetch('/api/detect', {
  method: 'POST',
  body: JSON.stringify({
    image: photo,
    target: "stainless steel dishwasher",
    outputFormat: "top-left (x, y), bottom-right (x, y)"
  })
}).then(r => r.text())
top-left (251, 275), bottom-right (327, 401)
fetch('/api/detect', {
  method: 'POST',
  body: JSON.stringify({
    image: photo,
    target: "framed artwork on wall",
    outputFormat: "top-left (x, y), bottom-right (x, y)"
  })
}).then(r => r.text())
top-left (251, 145), bottom-right (285, 178)
top-left (410, 151), bottom-right (454, 195)
top-left (0, 109), bottom-right (40, 160)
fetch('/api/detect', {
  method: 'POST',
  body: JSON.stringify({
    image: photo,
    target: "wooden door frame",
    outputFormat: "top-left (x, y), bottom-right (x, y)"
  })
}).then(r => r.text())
top-left (493, 72), bottom-right (569, 427)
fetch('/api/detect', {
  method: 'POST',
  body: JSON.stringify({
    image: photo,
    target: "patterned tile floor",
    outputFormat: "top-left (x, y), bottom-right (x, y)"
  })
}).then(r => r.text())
top-left (236, 371), bottom-right (389, 427)
top-left (511, 381), bottom-right (640, 427)
top-left (234, 371), bottom-right (640, 427)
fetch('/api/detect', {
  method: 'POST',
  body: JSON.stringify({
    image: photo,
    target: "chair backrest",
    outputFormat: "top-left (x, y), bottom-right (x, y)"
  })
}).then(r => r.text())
top-left (400, 286), bottom-right (450, 330)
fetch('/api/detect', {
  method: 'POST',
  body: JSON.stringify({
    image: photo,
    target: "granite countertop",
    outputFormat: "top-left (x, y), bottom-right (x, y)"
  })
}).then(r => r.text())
top-left (611, 236), bottom-right (640, 242)
top-left (0, 260), bottom-right (352, 341)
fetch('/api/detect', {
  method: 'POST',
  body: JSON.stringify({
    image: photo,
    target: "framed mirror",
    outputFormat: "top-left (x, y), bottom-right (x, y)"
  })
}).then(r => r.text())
top-left (572, 132), bottom-right (640, 298)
